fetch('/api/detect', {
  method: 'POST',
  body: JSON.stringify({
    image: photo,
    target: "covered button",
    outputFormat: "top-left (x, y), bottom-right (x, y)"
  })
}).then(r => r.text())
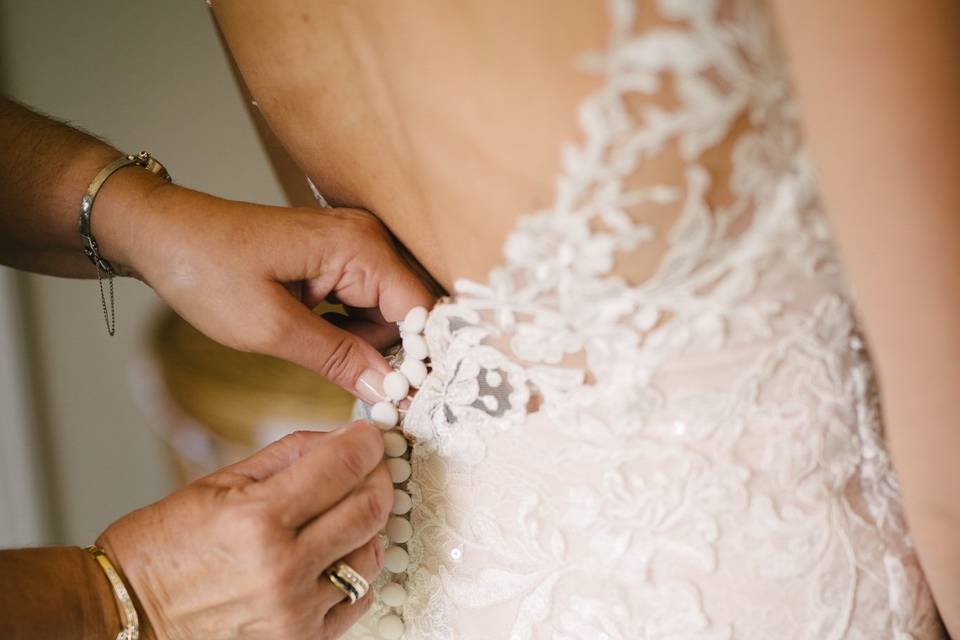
top-left (386, 516), bottom-right (413, 544)
top-left (401, 306), bottom-right (428, 335)
top-left (392, 489), bottom-right (412, 515)
top-left (383, 431), bottom-right (408, 457)
top-left (380, 582), bottom-right (407, 607)
top-left (370, 402), bottom-right (398, 430)
top-left (399, 359), bottom-right (428, 388)
top-left (401, 333), bottom-right (428, 361)
top-left (383, 546), bottom-right (410, 573)
top-left (377, 614), bottom-right (405, 639)
top-left (383, 372), bottom-right (410, 402)
top-left (387, 458), bottom-right (411, 484)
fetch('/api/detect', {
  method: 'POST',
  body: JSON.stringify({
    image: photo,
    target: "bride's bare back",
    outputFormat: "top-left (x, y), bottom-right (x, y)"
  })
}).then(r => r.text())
top-left (214, 1), bottom-right (960, 636)
top-left (213, 1), bottom-right (608, 290)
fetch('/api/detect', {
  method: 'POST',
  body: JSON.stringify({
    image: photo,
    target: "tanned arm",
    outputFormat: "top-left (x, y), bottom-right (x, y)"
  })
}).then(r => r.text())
top-left (0, 95), bottom-right (433, 398)
top-left (0, 97), bottom-right (165, 277)
top-left (0, 547), bottom-right (121, 639)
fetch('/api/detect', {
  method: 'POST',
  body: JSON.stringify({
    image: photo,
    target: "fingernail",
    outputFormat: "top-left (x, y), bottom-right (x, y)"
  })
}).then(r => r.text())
top-left (331, 421), bottom-right (355, 436)
top-left (355, 369), bottom-right (386, 404)
top-left (331, 420), bottom-right (368, 438)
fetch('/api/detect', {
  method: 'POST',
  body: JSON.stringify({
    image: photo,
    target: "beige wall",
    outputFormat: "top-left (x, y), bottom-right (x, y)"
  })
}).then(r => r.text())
top-left (0, 1), bottom-right (289, 544)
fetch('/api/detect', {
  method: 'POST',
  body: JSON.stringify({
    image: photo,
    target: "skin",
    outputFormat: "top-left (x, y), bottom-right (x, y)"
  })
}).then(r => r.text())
top-left (211, 0), bottom-right (610, 292)
top-left (0, 422), bottom-right (393, 639)
top-left (0, 96), bottom-right (426, 635)
top-left (214, 1), bottom-right (960, 635)
top-left (0, 97), bottom-right (435, 401)
top-left (98, 423), bottom-right (393, 639)
top-left (1, 1), bottom-right (957, 637)
top-left (771, 1), bottom-right (960, 633)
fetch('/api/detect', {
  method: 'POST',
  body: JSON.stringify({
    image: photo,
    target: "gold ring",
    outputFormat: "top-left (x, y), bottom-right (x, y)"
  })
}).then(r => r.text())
top-left (324, 561), bottom-right (369, 604)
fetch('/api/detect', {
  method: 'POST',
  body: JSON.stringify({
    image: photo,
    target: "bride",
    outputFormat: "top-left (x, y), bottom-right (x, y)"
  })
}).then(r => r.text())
top-left (210, 0), bottom-right (958, 638)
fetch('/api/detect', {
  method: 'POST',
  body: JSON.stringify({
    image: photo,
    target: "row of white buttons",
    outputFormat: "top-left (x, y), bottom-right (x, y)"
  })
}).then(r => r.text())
top-left (371, 306), bottom-right (429, 639)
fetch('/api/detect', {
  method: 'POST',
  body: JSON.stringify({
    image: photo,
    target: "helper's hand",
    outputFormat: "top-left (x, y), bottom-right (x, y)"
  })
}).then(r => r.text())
top-left (98, 422), bottom-right (391, 640)
top-left (103, 181), bottom-right (435, 403)
top-left (0, 99), bottom-right (434, 398)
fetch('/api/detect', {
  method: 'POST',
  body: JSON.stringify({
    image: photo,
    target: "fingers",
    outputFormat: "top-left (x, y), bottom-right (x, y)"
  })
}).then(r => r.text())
top-left (215, 429), bottom-right (332, 483)
top-left (317, 536), bottom-right (384, 612)
top-left (323, 588), bottom-right (376, 638)
top-left (303, 278), bottom-right (338, 309)
top-left (259, 284), bottom-right (394, 399)
top-left (260, 421), bottom-right (385, 530)
top-left (343, 303), bottom-right (391, 326)
top-left (298, 461), bottom-right (393, 572)
top-left (241, 207), bottom-right (436, 398)
top-left (282, 280), bottom-right (305, 303)
top-left (376, 258), bottom-right (437, 324)
top-left (322, 311), bottom-right (400, 350)
top-left (290, 207), bottom-right (436, 323)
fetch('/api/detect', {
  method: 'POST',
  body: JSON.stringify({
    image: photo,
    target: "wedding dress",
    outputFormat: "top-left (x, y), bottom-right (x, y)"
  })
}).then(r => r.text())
top-left (339, 0), bottom-right (944, 637)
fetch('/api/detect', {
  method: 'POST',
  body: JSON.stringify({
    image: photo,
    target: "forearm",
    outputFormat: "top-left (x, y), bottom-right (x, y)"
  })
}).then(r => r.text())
top-left (0, 97), bottom-right (168, 278)
top-left (0, 546), bottom-right (121, 639)
top-left (771, 0), bottom-right (960, 631)
top-left (0, 98), bottom-right (431, 399)
top-left (882, 350), bottom-right (960, 633)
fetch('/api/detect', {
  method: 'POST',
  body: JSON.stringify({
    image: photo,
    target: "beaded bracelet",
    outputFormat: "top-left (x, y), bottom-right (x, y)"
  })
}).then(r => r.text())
top-left (369, 305), bottom-right (430, 639)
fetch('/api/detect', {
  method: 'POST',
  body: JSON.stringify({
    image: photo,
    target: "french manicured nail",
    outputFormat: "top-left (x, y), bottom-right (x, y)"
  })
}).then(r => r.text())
top-left (356, 369), bottom-right (386, 404)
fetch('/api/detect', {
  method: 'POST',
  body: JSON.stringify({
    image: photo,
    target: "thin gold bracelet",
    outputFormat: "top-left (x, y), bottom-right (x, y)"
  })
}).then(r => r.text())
top-left (84, 545), bottom-right (140, 640)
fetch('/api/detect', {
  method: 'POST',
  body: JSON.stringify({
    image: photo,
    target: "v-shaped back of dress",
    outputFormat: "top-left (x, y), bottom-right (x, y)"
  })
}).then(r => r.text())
top-left (344, 0), bottom-right (943, 637)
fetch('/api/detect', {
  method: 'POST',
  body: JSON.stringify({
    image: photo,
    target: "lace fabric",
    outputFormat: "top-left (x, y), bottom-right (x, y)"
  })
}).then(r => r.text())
top-left (343, 0), bottom-right (944, 637)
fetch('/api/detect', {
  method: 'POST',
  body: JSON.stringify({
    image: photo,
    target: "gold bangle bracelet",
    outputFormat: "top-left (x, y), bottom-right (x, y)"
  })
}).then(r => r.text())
top-left (84, 545), bottom-right (140, 640)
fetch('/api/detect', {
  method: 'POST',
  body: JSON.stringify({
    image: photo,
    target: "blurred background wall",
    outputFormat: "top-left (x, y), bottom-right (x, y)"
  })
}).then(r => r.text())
top-left (0, 1), bottom-right (293, 546)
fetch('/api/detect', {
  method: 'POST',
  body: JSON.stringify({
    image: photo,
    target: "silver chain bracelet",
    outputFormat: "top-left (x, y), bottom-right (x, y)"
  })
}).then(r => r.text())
top-left (78, 150), bottom-right (171, 336)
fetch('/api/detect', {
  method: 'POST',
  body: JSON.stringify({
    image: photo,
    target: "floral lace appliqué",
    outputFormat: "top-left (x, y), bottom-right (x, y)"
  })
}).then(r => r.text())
top-left (344, 0), bottom-right (943, 638)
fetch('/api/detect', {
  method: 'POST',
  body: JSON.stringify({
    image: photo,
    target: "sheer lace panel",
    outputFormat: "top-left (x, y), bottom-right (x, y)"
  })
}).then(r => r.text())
top-left (414, 0), bottom-right (819, 410)
top-left (342, 0), bottom-right (943, 638)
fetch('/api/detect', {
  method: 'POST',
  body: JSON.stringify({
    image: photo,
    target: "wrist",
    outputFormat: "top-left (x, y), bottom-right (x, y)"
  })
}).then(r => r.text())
top-left (96, 532), bottom-right (160, 640)
top-left (77, 545), bottom-right (126, 638)
top-left (90, 162), bottom-right (175, 280)
top-left (121, 180), bottom-right (244, 292)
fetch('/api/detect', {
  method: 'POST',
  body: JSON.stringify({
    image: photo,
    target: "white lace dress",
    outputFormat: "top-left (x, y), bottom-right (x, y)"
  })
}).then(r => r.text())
top-left (343, 0), bottom-right (944, 637)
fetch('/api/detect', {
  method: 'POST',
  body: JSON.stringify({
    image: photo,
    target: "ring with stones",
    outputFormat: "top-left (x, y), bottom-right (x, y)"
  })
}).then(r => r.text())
top-left (325, 561), bottom-right (369, 604)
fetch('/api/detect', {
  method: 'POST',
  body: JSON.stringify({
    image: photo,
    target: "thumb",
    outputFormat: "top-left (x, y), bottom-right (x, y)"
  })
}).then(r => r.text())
top-left (217, 429), bottom-right (334, 483)
top-left (376, 256), bottom-right (438, 323)
top-left (260, 285), bottom-right (393, 403)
